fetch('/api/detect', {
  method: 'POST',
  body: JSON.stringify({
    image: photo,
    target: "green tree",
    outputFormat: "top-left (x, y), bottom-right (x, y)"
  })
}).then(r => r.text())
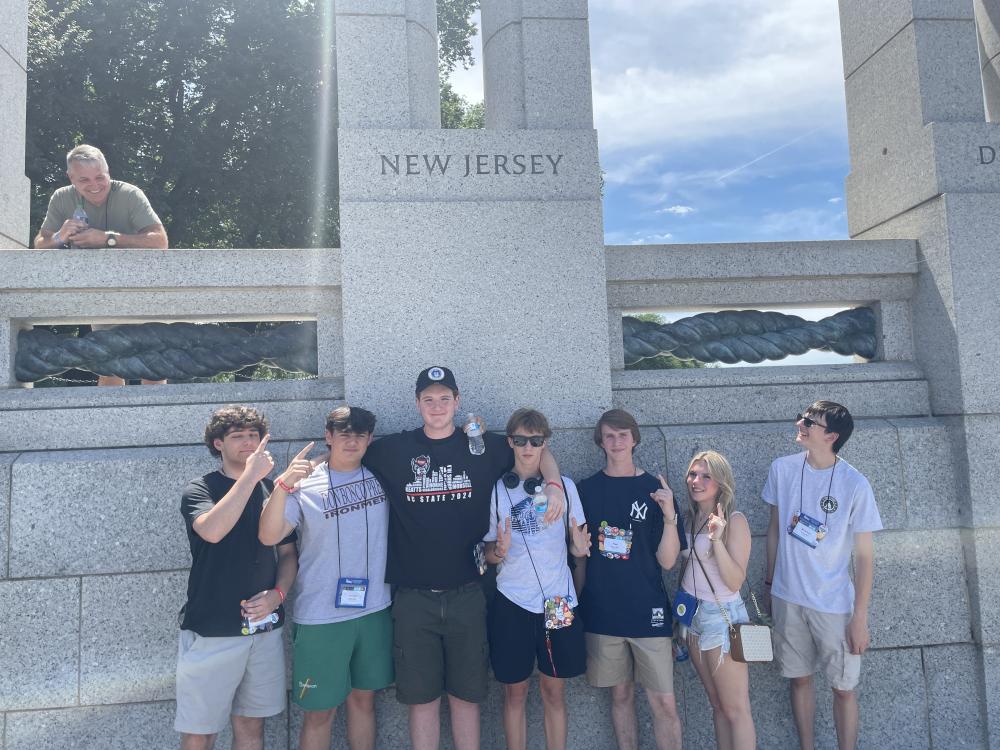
top-left (26, 0), bottom-right (483, 248)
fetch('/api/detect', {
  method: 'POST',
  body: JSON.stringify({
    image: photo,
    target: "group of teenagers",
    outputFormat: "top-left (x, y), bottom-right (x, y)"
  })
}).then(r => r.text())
top-left (175, 365), bottom-right (883, 750)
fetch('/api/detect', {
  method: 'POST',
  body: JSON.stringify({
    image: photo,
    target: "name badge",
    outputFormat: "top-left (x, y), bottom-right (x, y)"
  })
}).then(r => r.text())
top-left (599, 522), bottom-right (633, 560)
top-left (787, 512), bottom-right (826, 548)
top-left (336, 577), bottom-right (369, 608)
top-left (544, 595), bottom-right (574, 630)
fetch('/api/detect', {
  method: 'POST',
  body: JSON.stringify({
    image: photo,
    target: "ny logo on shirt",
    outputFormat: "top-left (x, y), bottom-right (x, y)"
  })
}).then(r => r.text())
top-left (630, 501), bottom-right (648, 522)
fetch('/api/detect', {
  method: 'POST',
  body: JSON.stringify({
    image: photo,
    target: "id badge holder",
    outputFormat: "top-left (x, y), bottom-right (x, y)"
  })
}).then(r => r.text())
top-left (336, 577), bottom-right (369, 608)
top-left (473, 541), bottom-right (487, 576)
top-left (787, 512), bottom-right (823, 549)
top-left (241, 612), bottom-right (279, 635)
top-left (598, 522), bottom-right (633, 560)
top-left (544, 596), bottom-right (574, 630)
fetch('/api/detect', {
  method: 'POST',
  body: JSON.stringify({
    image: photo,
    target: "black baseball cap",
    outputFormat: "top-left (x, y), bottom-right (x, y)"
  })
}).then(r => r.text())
top-left (415, 366), bottom-right (459, 395)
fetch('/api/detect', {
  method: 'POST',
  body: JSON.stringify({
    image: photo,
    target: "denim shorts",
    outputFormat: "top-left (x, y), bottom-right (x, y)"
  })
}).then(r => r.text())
top-left (688, 598), bottom-right (749, 655)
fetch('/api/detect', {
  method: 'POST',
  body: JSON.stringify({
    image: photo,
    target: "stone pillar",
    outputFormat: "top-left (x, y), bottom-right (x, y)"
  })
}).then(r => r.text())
top-left (335, 0), bottom-right (440, 128)
top-left (840, 1), bottom-right (1000, 744)
top-left (336, 0), bottom-right (611, 431)
top-left (0, 0), bottom-right (30, 248)
top-left (976, 0), bottom-right (1000, 120)
top-left (482, 1), bottom-right (593, 130)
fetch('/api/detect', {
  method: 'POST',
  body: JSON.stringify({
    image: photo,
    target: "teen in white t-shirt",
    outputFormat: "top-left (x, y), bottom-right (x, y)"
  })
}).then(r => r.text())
top-left (763, 401), bottom-right (882, 750)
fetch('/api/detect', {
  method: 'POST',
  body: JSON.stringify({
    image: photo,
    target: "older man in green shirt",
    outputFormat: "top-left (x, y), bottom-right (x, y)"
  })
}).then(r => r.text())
top-left (34, 144), bottom-right (168, 251)
top-left (34, 144), bottom-right (169, 385)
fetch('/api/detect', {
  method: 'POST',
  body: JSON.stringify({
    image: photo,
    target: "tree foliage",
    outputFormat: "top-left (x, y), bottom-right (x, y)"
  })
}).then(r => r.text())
top-left (26, 0), bottom-right (483, 249)
top-left (624, 314), bottom-right (708, 370)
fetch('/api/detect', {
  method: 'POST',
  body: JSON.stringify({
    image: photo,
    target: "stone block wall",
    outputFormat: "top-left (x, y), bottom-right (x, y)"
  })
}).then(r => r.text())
top-left (0, 411), bottom-right (982, 749)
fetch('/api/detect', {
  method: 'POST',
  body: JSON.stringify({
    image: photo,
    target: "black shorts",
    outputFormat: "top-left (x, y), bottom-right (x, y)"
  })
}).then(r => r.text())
top-left (488, 592), bottom-right (586, 683)
top-left (392, 584), bottom-right (489, 704)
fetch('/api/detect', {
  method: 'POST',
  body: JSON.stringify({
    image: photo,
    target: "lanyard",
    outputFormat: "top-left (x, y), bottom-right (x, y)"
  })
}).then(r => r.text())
top-left (798, 453), bottom-right (838, 526)
top-left (498, 479), bottom-right (571, 602)
top-left (328, 464), bottom-right (370, 582)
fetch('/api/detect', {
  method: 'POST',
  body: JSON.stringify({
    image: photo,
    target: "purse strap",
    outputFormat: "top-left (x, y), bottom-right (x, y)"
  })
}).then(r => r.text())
top-left (689, 539), bottom-right (736, 635)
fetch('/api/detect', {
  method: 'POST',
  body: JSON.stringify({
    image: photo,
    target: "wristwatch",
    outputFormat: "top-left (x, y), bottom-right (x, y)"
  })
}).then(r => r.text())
top-left (105, 232), bottom-right (118, 247)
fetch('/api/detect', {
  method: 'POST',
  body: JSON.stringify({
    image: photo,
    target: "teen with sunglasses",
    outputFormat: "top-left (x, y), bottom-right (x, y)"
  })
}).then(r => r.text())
top-left (483, 408), bottom-right (591, 750)
top-left (763, 401), bottom-right (882, 750)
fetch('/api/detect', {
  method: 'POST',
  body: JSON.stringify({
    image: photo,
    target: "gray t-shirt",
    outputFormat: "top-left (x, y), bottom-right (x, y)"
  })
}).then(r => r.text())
top-left (41, 181), bottom-right (162, 237)
top-left (485, 475), bottom-right (586, 613)
top-left (284, 463), bottom-right (390, 624)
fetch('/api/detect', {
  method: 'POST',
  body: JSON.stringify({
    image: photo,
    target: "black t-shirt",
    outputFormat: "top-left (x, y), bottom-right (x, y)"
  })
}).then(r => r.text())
top-left (179, 471), bottom-right (297, 637)
top-left (578, 471), bottom-right (686, 638)
top-left (364, 428), bottom-right (513, 589)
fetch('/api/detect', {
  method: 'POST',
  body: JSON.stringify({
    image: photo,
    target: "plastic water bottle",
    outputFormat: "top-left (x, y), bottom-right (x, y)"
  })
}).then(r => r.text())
top-left (673, 639), bottom-right (689, 663)
top-left (64, 208), bottom-right (89, 248)
top-left (466, 414), bottom-right (485, 455)
top-left (532, 484), bottom-right (549, 530)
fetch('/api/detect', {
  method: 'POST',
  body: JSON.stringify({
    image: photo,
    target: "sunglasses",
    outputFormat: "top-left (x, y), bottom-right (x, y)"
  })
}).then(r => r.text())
top-left (509, 435), bottom-right (545, 447)
top-left (796, 413), bottom-right (830, 431)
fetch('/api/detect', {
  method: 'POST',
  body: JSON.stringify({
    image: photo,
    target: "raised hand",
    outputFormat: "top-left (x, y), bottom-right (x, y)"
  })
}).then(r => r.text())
top-left (543, 483), bottom-right (565, 524)
top-left (278, 441), bottom-right (315, 491)
top-left (650, 474), bottom-right (675, 516)
top-left (569, 516), bottom-right (591, 557)
top-left (243, 434), bottom-right (275, 483)
top-left (707, 502), bottom-right (727, 540)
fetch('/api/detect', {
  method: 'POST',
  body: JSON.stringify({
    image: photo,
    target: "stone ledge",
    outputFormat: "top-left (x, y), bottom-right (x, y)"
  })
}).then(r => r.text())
top-left (612, 362), bottom-right (924, 390)
top-left (606, 240), bottom-right (918, 281)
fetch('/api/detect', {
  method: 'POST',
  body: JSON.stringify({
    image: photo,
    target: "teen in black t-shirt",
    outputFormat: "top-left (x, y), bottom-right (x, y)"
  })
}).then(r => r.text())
top-left (174, 406), bottom-right (297, 747)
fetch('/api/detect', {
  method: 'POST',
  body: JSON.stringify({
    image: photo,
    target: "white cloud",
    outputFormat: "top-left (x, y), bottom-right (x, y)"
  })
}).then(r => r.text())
top-left (447, 2), bottom-right (847, 153)
top-left (629, 232), bottom-right (674, 244)
top-left (756, 207), bottom-right (846, 240)
top-left (656, 205), bottom-right (696, 215)
top-left (828, 196), bottom-right (843, 203)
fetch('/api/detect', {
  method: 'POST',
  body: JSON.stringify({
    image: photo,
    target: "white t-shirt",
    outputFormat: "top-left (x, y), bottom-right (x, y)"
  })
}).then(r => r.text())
top-left (762, 452), bottom-right (882, 614)
top-left (283, 463), bottom-right (390, 624)
top-left (484, 475), bottom-right (586, 613)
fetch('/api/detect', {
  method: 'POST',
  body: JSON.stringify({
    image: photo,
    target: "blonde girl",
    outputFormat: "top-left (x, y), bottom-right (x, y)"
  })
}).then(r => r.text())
top-left (680, 450), bottom-right (755, 750)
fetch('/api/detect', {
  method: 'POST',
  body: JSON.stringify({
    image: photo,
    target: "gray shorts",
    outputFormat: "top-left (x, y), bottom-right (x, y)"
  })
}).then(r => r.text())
top-left (174, 628), bottom-right (287, 735)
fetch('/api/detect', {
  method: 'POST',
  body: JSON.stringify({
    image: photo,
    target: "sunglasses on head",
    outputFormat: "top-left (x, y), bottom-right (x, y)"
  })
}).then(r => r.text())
top-left (796, 413), bottom-right (830, 431)
top-left (509, 435), bottom-right (545, 447)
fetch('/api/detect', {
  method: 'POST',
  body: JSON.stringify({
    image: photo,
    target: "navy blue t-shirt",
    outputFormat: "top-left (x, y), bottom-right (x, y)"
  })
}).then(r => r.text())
top-left (578, 471), bottom-right (686, 638)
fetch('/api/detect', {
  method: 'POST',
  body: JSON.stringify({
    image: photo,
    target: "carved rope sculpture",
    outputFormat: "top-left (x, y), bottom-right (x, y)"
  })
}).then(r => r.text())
top-left (621, 307), bottom-right (877, 366)
top-left (15, 322), bottom-right (318, 382)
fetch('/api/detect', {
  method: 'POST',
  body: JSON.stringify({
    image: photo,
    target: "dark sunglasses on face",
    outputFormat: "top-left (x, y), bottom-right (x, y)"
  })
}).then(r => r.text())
top-left (796, 413), bottom-right (830, 431)
top-left (509, 435), bottom-right (545, 447)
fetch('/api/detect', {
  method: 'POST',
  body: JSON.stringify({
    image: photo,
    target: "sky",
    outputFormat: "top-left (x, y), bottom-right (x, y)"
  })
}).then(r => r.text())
top-left (447, 0), bottom-right (851, 247)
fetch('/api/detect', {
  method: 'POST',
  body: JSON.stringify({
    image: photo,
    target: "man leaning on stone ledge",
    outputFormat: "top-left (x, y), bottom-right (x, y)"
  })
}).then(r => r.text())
top-left (33, 143), bottom-right (170, 385)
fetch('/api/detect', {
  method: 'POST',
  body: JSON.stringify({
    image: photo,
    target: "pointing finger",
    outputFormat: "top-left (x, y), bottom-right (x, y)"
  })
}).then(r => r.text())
top-left (716, 502), bottom-right (723, 518)
top-left (294, 441), bottom-right (315, 461)
top-left (570, 516), bottom-right (578, 528)
top-left (658, 473), bottom-right (670, 490)
top-left (254, 434), bottom-right (271, 453)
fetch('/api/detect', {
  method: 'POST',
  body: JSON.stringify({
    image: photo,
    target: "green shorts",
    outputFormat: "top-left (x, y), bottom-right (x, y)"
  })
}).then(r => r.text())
top-left (291, 608), bottom-right (394, 711)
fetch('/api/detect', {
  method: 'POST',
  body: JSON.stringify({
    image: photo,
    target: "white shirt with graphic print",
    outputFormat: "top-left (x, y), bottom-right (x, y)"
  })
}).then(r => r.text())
top-left (485, 475), bottom-right (585, 613)
top-left (763, 452), bottom-right (882, 615)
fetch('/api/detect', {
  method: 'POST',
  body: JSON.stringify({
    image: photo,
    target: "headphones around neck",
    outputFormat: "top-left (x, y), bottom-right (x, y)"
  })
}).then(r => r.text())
top-left (502, 472), bottom-right (542, 495)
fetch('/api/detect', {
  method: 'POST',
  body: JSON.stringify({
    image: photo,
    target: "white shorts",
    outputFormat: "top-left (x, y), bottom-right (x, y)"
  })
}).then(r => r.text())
top-left (174, 628), bottom-right (287, 735)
